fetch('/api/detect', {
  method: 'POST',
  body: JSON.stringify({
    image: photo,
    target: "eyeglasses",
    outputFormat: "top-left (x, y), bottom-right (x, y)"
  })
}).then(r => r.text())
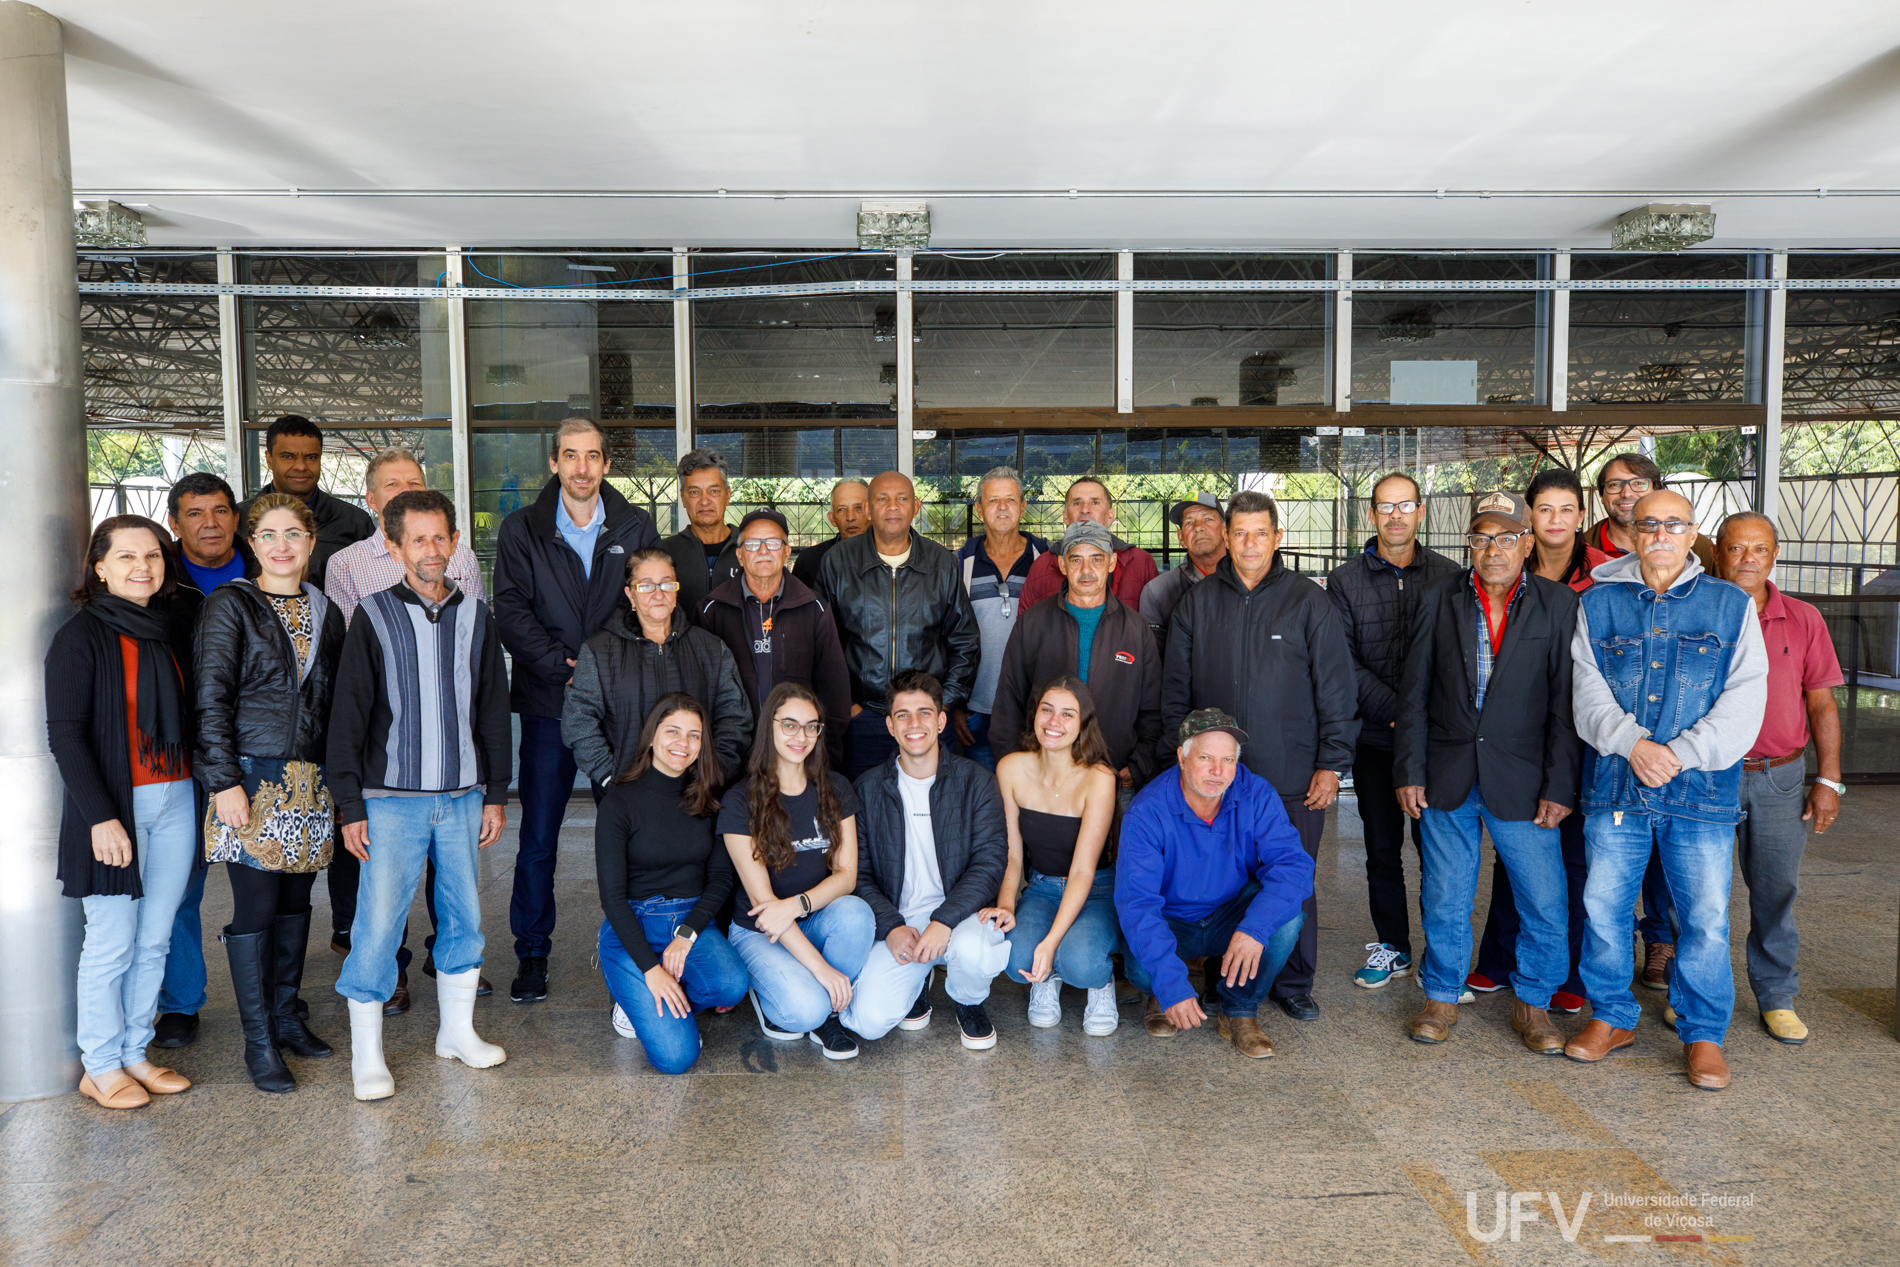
top-left (1465, 531), bottom-right (1528, 551)
top-left (253, 529), bottom-right (309, 545)
top-left (1602, 477), bottom-right (1655, 496)
top-left (1633, 518), bottom-right (1695, 536)
top-left (738, 538), bottom-right (787, 553)
top-left (1372, 500), bottom-right (1422, 515)
top-left (631, 580), bottom-right (681, 594)
top-left (776, 718), bottom-right (824, 738)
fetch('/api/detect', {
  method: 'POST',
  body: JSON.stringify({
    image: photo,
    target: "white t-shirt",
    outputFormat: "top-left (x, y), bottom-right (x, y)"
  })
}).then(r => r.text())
top-left (895, 768), bottom-right (945, 930)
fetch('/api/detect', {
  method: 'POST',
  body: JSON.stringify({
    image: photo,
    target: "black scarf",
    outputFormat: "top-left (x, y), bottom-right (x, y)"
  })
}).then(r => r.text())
top-left (90, 594), bottom-right (190, 778)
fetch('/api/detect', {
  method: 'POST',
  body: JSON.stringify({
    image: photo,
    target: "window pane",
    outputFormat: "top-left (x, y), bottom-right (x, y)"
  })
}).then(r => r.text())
top-left (248, 425), bottom-right (453, 516)
top-left (1351, 255), bottom-right (1540, 406)
top-left (470, 425), bottom-right (679, 584)
top-left (693, 254), bottom-right (894, 419)
top-left (1134, 255), bottom-right (1329, 406)
top-left (914, 254), bottom-right (1114, 407)
top-left (1783, 255), bottom-right (1900, 416)
top-left (81, 253), bottom-right (224, 429)
top-left (1568, 254), bottom-right (1751, 403)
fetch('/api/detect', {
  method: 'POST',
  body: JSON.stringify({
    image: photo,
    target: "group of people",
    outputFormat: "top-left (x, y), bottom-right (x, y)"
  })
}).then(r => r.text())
top-left (49, 413), bottom-right (1841, 1107)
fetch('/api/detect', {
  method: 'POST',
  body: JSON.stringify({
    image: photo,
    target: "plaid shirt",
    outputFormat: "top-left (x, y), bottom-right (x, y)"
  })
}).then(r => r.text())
top-left (1471, 572), bottom-right (1525, 711)
top-left (326, 533), bottom-right (487, 628)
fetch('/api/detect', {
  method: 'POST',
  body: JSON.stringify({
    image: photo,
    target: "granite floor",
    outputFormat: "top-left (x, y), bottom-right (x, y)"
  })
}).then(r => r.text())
top-left (3, 788), bottom-right (1897, 1266)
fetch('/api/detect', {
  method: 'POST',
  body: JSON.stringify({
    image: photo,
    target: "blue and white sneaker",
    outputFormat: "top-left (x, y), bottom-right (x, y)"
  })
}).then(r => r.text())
top-left (1353, 942), bottom-right (1414, 989)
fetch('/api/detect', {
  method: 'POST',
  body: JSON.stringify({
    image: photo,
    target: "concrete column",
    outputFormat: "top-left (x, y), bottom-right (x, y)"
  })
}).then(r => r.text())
top-left (0, 1), bottom-right (90, 1102)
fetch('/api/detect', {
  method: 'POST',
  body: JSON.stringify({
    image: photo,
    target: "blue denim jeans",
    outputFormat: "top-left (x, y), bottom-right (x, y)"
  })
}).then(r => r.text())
top-left (1581, 811), bottom-right (1735, 1045)
top-left (1638, 843), bottom-right (1677, 946)
top-left (1121, 882), bottom-right (1303, 1018)
top-left (512, 712), bottom-right (578, 960)
top-left (729, 895), bottom-right (875, 1033)
top-left (1418, 785), bottom-right (1569, 1007)
top-left (336, 790), bottom-right (485, 1005)
top-left (155, 857), bottom-right (208, 1016)
top-left (1475, 808), bottom-right (1588, 997)
top-left (1005, 869), bottom-right (1121, 989)
top-left (840, 913), bottom-right (1011, 1040)
top-left (598, 897), bottom-right (750, 1074)
top-left (76, 778), bottom-right (197, 1076)
top-left (961, 711), bottom-right (996, 771)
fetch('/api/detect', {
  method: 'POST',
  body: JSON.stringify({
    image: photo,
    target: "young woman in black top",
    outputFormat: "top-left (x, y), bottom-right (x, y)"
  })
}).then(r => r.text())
top-left (721, 682), bottom-right (873, 1059)
top-left (595, 692), bottom-right (747, 1074)
top-left (979, 675), bottom-right (1123, 1037)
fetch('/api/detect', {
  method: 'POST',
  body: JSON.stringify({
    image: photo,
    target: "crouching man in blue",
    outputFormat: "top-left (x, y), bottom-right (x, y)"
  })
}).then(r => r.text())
top-left (329, 491), bottom-right (514, 1100)
top-left (1563, 488), bottom-right (1766, 1092)
top-left (1115, 709), bottom-right (1312, 1059)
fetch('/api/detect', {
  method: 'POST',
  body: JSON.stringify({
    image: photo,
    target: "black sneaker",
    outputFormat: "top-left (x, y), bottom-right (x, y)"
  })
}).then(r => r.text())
top-left (1273, 992), bottom-right (1320, 1022)
top-left (955, 1001), bottom-right (997, 1050)
top-left (152, 1011), bottom-right (198, 1048)
top-left (330, 929), bottom-right (351, 955)
top-left (510, 956), bottom-right (548, 1003)
top-left (808, 1015), bottom-right (860, 1061)
top-left (898, 968), bottom-right (933, 1031)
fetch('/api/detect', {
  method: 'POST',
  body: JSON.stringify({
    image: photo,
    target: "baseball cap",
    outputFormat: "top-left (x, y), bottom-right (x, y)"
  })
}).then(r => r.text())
top-left (1468, 490), bottom-right (1529, 532)
top-left (736, 508), bottom-right (790, 537)
top-left (1170, 492), bottom-right (1223, 525)
top-left (1176, 707), bottom-right (1249, 748)
top-left (1057, 520), bottom-right (1115, 557)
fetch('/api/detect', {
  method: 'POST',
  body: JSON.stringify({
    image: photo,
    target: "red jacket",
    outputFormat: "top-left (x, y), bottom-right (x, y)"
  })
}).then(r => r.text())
top-left (1019, 539), bottom-right (1159, 614)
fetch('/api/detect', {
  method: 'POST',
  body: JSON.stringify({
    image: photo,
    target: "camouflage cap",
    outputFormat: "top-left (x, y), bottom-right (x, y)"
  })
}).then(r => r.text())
top-left (1176, 707), bottom-right (1248, 748)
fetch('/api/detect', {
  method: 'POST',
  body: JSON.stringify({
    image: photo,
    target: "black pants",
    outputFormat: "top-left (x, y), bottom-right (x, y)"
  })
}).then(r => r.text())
top-left (1474, 808), bottom-right (1587, 995)
top-left (1352, 747), bottom-right (1423, 956)
top-left (227, 864), bottom-right (317, 935)
top-left (1269, 800), bottom-right (1328, 1000)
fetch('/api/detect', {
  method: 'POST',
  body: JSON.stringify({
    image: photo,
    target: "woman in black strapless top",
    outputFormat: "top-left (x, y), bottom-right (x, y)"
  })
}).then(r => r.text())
top-left (977, 674), bottom-right (1124, 1036)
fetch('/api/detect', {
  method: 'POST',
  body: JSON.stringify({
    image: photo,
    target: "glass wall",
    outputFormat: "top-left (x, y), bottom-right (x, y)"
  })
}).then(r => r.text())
top-left (1785, 254), bottom-right (1900, 417)
top-left (913, 254), bottom-right (1114, 407)
top-left (1351, 255), bottom-right (1541, 406)
top-left (1568, 253), bottom-right (1751, 403)
top-left (1133, 255), bottom-right (1329, 407)
top-left (694, 254), bottom-right (893, 419)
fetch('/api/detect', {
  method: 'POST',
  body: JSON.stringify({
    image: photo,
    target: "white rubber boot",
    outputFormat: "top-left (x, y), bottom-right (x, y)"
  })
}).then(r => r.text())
top-left (348, 998), bottom-right (395, 1101)
top-left (435, 967), bottom-right (507, 1069)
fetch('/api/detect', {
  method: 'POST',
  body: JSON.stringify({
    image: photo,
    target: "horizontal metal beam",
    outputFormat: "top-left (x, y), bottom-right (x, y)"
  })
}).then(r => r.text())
top-left (72, 185), bottom-right (1900, 201)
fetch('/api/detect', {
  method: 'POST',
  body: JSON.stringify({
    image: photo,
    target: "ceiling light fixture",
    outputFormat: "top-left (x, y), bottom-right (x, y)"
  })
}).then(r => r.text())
top-left (73, 199), bottom-right (146, 248)
top-left (1611, 203), bottom-right (1716, 252)
top-left (857, 200), bottom-right (930, 251)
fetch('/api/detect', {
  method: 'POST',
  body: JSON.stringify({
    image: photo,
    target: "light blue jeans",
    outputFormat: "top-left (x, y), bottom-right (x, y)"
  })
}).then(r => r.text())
top-left (839, 912), bottom-right (1010, 1040)
top-left (336, 790), bottom-right (485, 1005)
top-left (729, 895), bottom-right (876, 1033)
top-left (1005, 870), bottom-right (1121, 989)
top-left (1581, 810), bottom-right (1735, 1046)
top-left (76, 778), bottom-right (197, 1077)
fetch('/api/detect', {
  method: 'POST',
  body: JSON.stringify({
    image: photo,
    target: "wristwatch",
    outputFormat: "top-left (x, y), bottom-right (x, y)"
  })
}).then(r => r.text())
top-left (1814, 777), bottom-right (1846, 796)
top-left (672, 924), bottom-right (698, 944)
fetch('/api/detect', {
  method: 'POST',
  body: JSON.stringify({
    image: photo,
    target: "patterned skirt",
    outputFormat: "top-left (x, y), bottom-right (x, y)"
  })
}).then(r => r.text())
top-left (204, 756), bottom-right (335, 873)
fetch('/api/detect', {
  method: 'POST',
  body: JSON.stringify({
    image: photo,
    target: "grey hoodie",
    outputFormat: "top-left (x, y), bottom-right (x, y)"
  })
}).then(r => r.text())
top-left (1569, 550), bottom-right (1768, 770)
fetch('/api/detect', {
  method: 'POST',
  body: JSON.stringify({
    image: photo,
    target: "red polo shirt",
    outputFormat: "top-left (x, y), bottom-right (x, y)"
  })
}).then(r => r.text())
top-left (1747, 581), bottom-right (1844, 760)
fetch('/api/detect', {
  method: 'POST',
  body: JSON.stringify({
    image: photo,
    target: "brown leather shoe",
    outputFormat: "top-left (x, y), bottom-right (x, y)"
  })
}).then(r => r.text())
top-left (1563, 1018), bottom-right (1636, 1062)
top-left (1512, 1000), bottom-right (1565, 1055)
top-left (78, 1072), bottom-right (150, 1110)
top-left (1143, 995), bottom-right (1179, 1038)
top-left (1640, 941), bottom-right (1675, 989)
top-left (1684, 1041), bottom-right (1730, 1090)
top-left (1216, 1014), bottom-right (1274, 1059)
top-left (383, 968), bottom-right (411, 1018)
top-left (125, 1064), bottom-right (191, 1094)
top-left (1409, 999), bottom-right (1458, 1044)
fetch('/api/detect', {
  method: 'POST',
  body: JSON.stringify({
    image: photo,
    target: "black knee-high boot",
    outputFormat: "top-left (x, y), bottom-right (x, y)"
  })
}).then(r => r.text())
top-left (224, 926), bottom-right (296, 1093)
top-left (271, 912), bottom-right (332, 1058)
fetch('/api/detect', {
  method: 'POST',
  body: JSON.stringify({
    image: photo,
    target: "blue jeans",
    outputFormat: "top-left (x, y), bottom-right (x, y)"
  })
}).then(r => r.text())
top-left (1005, 869), bottom-right (1121, 989)
top-left (1581, 811), bottom-right (1735, 1045)
top-left (598, 897), bottom-right (750, 1074)
top-left (336, 790), bottom-right (485, 1005)
top-left (1475, 808), bottom-right (1588, 996)
top-left (512, 712), bottom-right (577, 960)
top-left (1638, 843), bottom-right (1677, 946)
top-left (729, 896), bottom-right (875, 1033)
top-left (76, 779), bottom-right (196, 1076)
top-left (962, 711), bottom-right (996, 771)
top-left (843, 709), bottom-right (898, 781)
top-left (155, 858), bottom-right (208, 1016)
top-left (1419, 785), bottom-right (1569, 1007)
top-left (1122, 882), bottom-right (1303, 1018)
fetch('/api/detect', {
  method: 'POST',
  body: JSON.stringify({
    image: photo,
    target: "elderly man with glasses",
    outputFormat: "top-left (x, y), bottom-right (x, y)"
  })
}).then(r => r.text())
top-left (698, 509), bottom-right (853, 766)
top-left (1564, 489), bottom-right (1767, 1091)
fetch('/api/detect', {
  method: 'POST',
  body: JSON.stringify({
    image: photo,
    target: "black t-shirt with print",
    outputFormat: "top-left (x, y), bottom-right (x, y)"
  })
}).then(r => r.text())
top-left (717, 772), bottom-right (859, 932)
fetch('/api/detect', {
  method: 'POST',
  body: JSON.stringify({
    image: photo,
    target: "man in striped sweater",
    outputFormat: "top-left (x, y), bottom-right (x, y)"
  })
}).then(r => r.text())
top-left (328, 490), bottom-right (513, 1101)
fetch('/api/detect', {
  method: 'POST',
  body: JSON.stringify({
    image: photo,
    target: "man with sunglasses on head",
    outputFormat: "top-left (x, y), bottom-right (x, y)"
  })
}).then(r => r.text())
top-left (698, 509), bottom-right (852, 766)
top-left (1327, 471), bottom-right (1460, 991)
top-left (1564, 489), bottom-right (1766, 1092)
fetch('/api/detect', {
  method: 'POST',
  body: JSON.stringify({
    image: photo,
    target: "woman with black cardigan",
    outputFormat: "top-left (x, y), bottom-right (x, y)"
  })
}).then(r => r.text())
top-left (47, 516), bottom-right (200, 1109)
top-left (194, 493), bottom-right (346, 1094)
top-left (595, 692), bottom-right (748, 1074)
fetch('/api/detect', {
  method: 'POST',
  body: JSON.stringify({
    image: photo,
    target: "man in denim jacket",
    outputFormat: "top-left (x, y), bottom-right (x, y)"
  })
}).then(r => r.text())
top-left (1564, 489), bottom-right (1766, 1091)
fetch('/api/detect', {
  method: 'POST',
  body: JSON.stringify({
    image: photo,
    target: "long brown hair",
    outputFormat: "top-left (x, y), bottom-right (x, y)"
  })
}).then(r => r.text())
top-left (1016, 674), bottom-right (1115, 773)
top-left (619, 692), bottom-right (722, 817)
top-left (746, 681), bottom-right (845, 873)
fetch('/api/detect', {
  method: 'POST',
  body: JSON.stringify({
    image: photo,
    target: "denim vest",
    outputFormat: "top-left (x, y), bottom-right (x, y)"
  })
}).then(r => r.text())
top-left (1579, 566), bottom-right (1754, 824)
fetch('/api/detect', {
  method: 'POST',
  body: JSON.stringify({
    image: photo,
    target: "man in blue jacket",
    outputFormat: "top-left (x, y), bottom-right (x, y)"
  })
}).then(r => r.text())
top-left (1115, 709), bottom-right (1313, 1059)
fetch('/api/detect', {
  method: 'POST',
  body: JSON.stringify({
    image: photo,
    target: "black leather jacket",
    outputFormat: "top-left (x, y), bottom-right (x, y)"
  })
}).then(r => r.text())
top-left (193, 580), bottom-right (345, 794)
top-left (814, 529), bottom-right (981, 712)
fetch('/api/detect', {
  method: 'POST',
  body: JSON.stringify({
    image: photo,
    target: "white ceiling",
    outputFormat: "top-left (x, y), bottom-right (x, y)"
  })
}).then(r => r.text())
top-left (36, 0), bottom-right (1900, 249)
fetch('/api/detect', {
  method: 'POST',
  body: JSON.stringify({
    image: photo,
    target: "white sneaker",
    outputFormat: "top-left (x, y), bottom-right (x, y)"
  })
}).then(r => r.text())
top-left (1027, 976), bottom-right (1063, 1028)
top-left (610, 1003), bottom-right (635, 1039)
top-left (748, 989), bottom-right (804, 1041)
top-left (1082, 985), bottom-right (1119, 1036)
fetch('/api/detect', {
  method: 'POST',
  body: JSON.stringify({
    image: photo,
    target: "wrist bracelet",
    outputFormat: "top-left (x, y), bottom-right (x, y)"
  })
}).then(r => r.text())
top-left (798, 892), bottom-right (813, 916)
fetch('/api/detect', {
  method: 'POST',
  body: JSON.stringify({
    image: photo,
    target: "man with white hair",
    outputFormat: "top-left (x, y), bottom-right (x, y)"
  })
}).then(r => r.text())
top-left (1017, 477), bottom-right (1158, 613)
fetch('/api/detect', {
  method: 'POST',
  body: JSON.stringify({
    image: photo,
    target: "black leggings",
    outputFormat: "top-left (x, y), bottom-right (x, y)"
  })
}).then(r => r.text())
top-left (227, 864), bottom-right (317, 936)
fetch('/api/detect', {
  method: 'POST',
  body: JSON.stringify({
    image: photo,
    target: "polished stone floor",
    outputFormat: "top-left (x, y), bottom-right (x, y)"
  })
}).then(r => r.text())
top-left (4, 788), bottom-right (1898, 1266)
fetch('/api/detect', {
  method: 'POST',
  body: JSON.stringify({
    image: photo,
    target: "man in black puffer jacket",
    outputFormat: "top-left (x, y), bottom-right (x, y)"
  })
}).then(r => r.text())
top-left (1325, 472), bottom-right (1460, 991)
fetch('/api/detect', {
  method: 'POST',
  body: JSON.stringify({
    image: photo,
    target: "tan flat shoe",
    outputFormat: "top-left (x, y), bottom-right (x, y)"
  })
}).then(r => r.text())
top-left (127, 1065), bottom-right (191, 1095)
top-left (78, 1072), bottom-right (150, 1110)
top-left (1761, 1009), bottom-right (1809, 1045)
